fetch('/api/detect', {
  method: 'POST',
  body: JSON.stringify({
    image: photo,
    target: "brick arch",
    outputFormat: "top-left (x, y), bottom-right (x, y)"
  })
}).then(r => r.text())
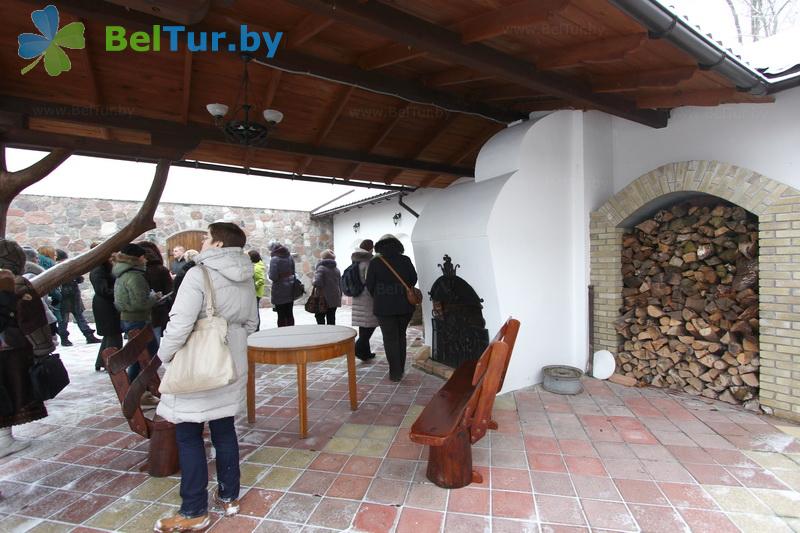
top-left (590, 161), bottom-right (800, 420)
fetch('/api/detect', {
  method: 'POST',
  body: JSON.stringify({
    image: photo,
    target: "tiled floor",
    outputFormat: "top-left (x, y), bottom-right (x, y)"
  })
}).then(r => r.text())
top-left (2, 307), bottom-right (800, 532)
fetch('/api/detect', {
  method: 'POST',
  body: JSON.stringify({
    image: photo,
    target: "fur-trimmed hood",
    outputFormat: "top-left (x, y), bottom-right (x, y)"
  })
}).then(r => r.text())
top-left (351, 248), bottom-right (373, 263)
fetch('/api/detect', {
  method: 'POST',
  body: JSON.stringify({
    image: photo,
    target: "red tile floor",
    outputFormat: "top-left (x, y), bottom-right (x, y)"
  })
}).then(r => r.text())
top-left (2, 307), bottom-right (800, 532)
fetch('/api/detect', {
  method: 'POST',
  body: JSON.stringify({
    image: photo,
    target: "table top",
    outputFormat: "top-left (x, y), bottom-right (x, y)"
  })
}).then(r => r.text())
top-left (247, 325), bottom-right (356, 350)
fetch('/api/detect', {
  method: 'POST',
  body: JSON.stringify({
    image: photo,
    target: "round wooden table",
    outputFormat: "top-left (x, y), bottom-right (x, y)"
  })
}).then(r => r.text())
top-left (247, 325), bottom-right (358, 438)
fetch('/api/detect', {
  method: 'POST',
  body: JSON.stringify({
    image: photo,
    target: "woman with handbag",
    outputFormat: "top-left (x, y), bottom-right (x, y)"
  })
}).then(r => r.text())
top-left (268, 242), bottom-right (297, 327)
top-left (311, 249), bottom-right (342, 325)
top-left (365, 234), bottom-right (419, 382)
top-left (154, 222), bottom-right (258, 533)
top-left (0, 240), bottom-right (56, 458)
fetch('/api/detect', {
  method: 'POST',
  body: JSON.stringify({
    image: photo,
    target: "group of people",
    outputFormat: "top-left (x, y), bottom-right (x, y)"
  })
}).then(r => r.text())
top-left (0, 226), bottom-right (420, 533)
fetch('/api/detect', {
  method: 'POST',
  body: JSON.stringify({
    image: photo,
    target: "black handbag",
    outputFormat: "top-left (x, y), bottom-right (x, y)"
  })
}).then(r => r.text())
top-left (29, 353), bottom-right (70, 401)
top-left (292, 277), bottom-right (305, 300)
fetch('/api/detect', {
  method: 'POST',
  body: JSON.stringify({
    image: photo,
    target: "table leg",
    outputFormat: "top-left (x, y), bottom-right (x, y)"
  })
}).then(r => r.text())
top-left (247, 359), bottom-right (255, 424)
top-left (297, 362), bottom-right (307, 438)
top-left (347, 342), bottom-right (358, 411)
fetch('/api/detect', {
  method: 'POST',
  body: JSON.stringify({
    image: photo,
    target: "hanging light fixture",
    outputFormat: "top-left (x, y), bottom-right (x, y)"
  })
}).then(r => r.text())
top-left (393, 212), bottom-right (402, 225)
top-left (353, 222), bottom-right (361, 233)
top-left (206, 54), bottom-right (283, 147)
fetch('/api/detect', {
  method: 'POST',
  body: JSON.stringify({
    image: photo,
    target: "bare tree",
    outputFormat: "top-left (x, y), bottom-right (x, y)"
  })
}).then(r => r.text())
top-left (725, 0), bottom-right (798, 42)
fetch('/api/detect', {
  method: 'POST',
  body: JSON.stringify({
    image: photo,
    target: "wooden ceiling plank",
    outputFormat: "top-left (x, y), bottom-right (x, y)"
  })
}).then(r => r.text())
top-left (385, 113), bottom-right (459, 184)
top-left (419, 124), bottom-right (498, 188)
top-left (537, 33), bottom-right (647, 70)
top-left (180, 46), bottom-right (193, 124)
top-left (288, 13), bottom-right (335, 49)
top-left (298, 85), bottom-right (356, 174)
top-left (358, 43), bottom-right (428, 70)
top-left (458, 0), bottom-right (570, 44)
top-left (282, 0), bottom-right (668, 127)
top-left (425, 67), bottom-right (494, 88)
top-left (592, 66), bottom-right (696, 93)
top-left (341, 102), bottom-right (412, 180)
top-left (79, 20), bottom-right (110, 141)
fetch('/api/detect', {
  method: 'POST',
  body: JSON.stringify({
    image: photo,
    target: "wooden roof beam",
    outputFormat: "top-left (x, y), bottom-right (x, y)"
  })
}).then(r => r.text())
top-left (0, 98), bottom-right (473, 176)
top-left (425, 67), bottom-right (494, 88)
top-left (358, 44), bottom-right (428, 71)
top-left (287, 13), bottom-right (335, 49)
top-left (537, 34), bottom-right (647, 70)
top-left (282, 0), bottom-right (668, 127)
top-left (419, 125), bottom-right (497, 187)
top-left (458, 0), bottom-right (570, 44)
top-left (592, 66), bottom-right (697, 93)
top-left (635, 89), bottom-right (774, 109)
top-left (385, 113), bottom-right (459, 184)
top-left (298, 85), bottom-right (355, 175)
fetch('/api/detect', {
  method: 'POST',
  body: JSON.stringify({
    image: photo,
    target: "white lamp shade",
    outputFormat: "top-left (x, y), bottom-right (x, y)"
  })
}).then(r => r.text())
top-left (206, 103), bottom-right (229, 118)
top-left (263, 109), bottom-right (284, 124)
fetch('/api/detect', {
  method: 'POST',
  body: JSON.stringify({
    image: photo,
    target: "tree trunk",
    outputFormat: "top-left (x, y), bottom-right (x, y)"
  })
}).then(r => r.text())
top-left (31, 160), bottom-right (171, 296)
top-left (0, 145), bottom-right (73, 238)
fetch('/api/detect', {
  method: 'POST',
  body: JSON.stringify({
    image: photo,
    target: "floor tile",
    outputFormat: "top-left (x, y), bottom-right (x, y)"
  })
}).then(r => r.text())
top-left (580, 499), bottom-right (637, 531)
top-left (326, 474), bottom-right (371, 500)
top-left (535, 495), bottom-right (585, 526)
top-left (365, 477), bottom-right (409, 506)
top-left (727, 512), bottom-right (794, 533)
top-left (704, 485), bottom-right (772, 514)
top-left (404, 482), bottom-right (448, 511)
top-left (267, 493), bottom-right (320, 523)
top-left (658, 482), bottom-right (718, 509)
top-left (531, 471), bottom-right (576, 496)
top-left (678, 508), bottom-right (740, 533)
top-left (237, 488), bottom-right (283, 518)
top-left (751, 488), bottom-right (800, 518)
top-left (352, 502), bottom-right (398, 533)
top-left (492, 490), bottom-right (535, 520)
top-left (571, 475), bottom-right (621, 500)
top-left (447, 487), bottom-right (489, 515)
top-left (492, 467), bottom-right (532, 492)
top-left (628, 503), bottom-right (690, 533)
top-left (395, 507), bottom-right (444, 533)
top-left (306, 497), bottom-right (359, 530)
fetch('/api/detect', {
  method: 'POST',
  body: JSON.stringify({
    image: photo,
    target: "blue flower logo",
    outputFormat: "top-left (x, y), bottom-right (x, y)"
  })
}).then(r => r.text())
top-left (18, 4), bottom-right (85, 76)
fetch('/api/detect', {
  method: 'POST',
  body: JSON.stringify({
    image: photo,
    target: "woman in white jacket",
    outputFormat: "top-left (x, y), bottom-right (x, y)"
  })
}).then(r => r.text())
top-left (154, 222), bottom-right (258, 533)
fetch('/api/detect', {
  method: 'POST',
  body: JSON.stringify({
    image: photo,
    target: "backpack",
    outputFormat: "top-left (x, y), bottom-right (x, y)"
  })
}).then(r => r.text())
top-left (340, 262), bottom-right (365, 297)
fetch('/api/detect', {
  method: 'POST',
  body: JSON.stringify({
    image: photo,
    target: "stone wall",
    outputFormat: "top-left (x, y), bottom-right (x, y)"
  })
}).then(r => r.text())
top-left (590, 161), bottom-right (800, 421)
top-left (7, 194), bottom-right (333, 309)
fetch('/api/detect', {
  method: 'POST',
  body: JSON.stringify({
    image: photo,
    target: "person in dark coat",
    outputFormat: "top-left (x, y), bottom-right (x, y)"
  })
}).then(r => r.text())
top-left (137, 241), bottom-right (173, 343)
top-left (311, 249), bottom-right (342, 325)
top-left (171, 249), bottom-right (198, 302)
top-left (170, 245), bottom-right (186, 276)
top-left (268, 243), bottom-right (297, 327)
top-left (89, 245), bottom-right (122, 371)
top-left (55, 249), bottom-right (100, 347)
top-left (0, 240), bottom-right (55, 458)
top-left (365, 234), bottom-right (418, 382)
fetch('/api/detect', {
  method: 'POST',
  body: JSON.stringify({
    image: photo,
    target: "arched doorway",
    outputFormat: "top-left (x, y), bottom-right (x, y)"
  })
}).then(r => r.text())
top-left (590, 161), bottom-right (800, 419)
top-left (166, 230), bottom-right (206, 265)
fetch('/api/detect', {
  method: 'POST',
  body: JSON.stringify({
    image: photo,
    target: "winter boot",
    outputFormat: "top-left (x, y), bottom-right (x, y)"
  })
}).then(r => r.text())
top-left (0, 427), bottom-right (30, 459)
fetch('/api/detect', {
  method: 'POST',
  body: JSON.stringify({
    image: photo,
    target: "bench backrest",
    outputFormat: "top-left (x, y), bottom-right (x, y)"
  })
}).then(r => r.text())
top-left (468, 317), bottom-right (520, 443)
top-left (101, 326), bottom-right (162, 439)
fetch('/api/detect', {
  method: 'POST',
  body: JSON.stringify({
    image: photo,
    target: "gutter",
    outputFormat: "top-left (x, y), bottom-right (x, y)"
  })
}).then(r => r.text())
top-left (310, 191), bottom-right (404, 219)
top-left (608, 0), bottom-right (788, 96)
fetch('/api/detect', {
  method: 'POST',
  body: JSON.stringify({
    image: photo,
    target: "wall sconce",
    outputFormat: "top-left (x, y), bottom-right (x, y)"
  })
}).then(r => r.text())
top-left (393, 212), bottom-right (402, 226)
top-left (353, 222), bottom-right (360, 233)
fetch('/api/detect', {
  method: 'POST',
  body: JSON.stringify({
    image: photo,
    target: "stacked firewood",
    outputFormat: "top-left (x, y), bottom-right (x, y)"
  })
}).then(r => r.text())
top-left (615, 202), bottom-right (759, 408)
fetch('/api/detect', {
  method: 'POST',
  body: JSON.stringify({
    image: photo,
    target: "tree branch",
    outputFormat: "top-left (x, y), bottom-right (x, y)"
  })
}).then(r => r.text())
top-left (31, 160), bottom-right (171, 296)
top-left (725, 0), bottom-right (744, 44)
top-left (0, 148), bottom-right (73, 198)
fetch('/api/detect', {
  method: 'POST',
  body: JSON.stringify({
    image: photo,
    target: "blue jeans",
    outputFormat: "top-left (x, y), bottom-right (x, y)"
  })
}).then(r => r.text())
top-left (175, 417), bottom-right (240, 517)
top-left (121, 320), bottom-right (158, 382)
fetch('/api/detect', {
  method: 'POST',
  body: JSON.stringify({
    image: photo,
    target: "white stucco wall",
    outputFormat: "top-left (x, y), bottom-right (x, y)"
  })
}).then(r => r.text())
top-left (330, 189), bottom-right (435, 266)
top-left (612, 87), bottom-right (800, 193)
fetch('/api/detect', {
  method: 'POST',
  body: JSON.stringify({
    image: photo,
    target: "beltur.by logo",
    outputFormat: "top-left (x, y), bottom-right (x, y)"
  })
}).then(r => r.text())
top-left (17, 4), bottom-right (86, 76)
top-left (106, 25), bottom-right (283, 57)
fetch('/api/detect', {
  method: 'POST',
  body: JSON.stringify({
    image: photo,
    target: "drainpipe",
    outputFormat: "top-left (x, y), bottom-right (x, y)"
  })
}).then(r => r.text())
top-left (398, 194), bottom-right (420, 218)
top-left (608, 0), bottom-right (770, 95)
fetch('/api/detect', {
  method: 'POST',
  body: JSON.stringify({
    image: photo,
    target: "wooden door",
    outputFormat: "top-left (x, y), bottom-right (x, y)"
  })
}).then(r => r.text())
top-left (166, 230), bottom-right (206, 263)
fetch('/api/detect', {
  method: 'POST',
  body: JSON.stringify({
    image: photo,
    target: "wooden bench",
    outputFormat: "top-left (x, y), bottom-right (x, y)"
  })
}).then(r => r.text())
top-left (101, 326), bottom-right (179, 477)
top-left (409, 318), bottom-right (520, 488)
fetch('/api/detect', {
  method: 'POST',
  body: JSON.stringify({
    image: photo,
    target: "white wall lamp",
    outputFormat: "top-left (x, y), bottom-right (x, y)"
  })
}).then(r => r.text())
top-left (393, 212), bottom-right (402, 226)
top-left (353, 222), bottom-right (360, 233)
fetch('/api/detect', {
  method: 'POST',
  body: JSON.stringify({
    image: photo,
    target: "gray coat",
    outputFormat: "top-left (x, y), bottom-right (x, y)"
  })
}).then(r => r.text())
top-left (312, 259), bottom-right (342, 308)
top-left (350, 249), bottom-right (378, 328)
top-left (268, 245), bottom-right (295, 305)
top-left (156, 247), bottom-right (258, 424)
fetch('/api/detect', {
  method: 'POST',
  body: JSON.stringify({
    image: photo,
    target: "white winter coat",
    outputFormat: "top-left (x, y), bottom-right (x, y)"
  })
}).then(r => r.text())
top-left (350, 248), bottom-right (378, 328)
top-left (156, 247), bottom-right (258, 424)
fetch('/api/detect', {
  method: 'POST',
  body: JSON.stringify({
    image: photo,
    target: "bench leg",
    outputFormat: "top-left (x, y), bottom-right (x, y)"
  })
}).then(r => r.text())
top-left (147, 424), bottom-right (179, 477)
top-left (426, 427), bottom-right (476, 489)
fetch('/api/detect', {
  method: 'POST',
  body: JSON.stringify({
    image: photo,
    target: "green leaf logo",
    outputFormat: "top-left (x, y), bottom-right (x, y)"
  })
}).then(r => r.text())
top-left (18, 5), bottom-right (85, 76)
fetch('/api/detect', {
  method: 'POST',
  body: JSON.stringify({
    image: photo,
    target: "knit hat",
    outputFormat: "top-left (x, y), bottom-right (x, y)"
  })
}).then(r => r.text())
top-left (21, 246), bottom-right (39, 263)
top-left (321, 249), bottom-right (335, 260)
top-left (0, 240), bottom-right (27, 275)
top-left (120, 243), bottom-right (146, 257)
top-left (359, 239), bottom-right (374, 252)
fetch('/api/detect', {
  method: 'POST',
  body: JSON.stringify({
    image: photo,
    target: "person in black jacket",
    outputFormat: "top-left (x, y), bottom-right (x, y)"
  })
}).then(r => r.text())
top-left (55, 249), bottom-right (100, 346)
top-left (365, 234), bottom-right (418, 382)
top-left (136, 241), bottom-right (173, 343)
top-left (89, 246), bottom-right (122, 371)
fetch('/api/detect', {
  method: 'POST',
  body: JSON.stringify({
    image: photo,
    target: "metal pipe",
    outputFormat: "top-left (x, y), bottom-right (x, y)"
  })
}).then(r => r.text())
top-left (398, 194), bottom-right (420, 218)
top-left (608, 0), bottom-right (772, 95)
